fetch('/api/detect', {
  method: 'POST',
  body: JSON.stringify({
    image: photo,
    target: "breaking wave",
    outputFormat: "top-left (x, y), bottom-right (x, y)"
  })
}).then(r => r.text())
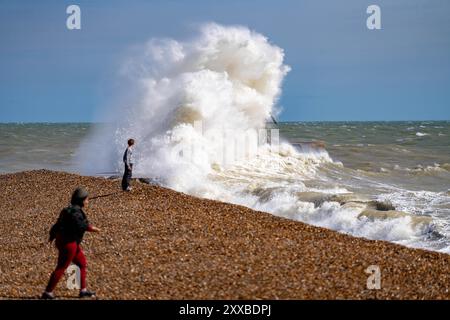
top-left (77, 23), bottom-right (449, 253)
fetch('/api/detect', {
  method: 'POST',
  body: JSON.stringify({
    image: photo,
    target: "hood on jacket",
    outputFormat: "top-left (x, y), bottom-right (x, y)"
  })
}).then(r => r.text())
top-left (70, 187), bottom-right (89, 207)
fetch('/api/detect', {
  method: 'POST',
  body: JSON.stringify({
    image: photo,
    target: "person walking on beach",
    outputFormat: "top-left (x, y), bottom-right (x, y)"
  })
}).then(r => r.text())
top-left (42, 187), bottom-right (100, 299)
top-left (122, 138), bottom-right (135, 191)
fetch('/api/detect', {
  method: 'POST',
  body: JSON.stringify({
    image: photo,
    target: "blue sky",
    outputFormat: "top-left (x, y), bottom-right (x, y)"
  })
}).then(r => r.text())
top-left (1, 0), bottom-right (449, 122)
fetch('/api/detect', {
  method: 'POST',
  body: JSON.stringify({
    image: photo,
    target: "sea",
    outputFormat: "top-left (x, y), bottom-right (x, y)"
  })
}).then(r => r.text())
top-left (0, 121), bottom-right (449, 253)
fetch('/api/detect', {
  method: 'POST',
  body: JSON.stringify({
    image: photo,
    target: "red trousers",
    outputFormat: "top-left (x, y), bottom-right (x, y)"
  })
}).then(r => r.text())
top-left (45, 236), bottom-right (87, 292)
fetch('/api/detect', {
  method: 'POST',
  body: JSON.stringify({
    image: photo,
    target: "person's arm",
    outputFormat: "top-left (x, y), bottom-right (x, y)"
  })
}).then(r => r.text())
top-left (129, 148), bottom-right (133, 166)
top-left (87, 225), bottom-right (101, 232)
top-left (73, 212), bottom-right (101, 233)
top-left (124, 148), bottom-right (131, 169)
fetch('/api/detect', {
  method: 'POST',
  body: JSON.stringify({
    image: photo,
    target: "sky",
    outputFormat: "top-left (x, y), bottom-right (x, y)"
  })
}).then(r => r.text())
top-left (0, 0), bottom-right (449, 122)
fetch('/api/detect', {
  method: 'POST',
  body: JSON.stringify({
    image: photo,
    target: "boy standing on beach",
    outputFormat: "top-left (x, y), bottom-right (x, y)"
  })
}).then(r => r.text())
top-left (122, 138), bottom-right (135, 191)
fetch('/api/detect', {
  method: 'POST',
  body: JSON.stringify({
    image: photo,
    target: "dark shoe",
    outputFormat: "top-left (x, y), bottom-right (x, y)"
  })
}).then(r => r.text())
top-left (41, 292), bottom-right (55, 300)
top-left (79, 289), bottom-right (96, 299)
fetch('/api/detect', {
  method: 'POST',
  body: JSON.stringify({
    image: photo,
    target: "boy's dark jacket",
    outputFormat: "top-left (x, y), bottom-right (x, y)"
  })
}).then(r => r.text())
top-left (49, 205), bottom-right (90, 244)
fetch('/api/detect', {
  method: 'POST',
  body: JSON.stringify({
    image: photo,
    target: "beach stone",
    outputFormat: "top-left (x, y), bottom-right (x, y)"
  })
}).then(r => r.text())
top-left (137, 178), bottom-right (151, 184)
top-left (366, 200), bottom-right (396, 211)
top-left (0, 170), bottom-right (449, 300)
top-left (359, 209), bottom-right (409, 220)
top-left (251, 187), bottom-right (279, 203)
top-left (358, 209), bottom-right (432, 227)
top-left (341, 201), bottom-right (369, 211)
top-left (296, 192), bottom-right (333, 207)
top-left (329, 193), bottom-right (370, 204)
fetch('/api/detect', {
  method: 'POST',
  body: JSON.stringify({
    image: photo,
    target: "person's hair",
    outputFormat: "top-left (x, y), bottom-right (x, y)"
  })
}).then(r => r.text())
top-left (128, 138), bottom-right (135, 146)
top-left (71, 187), bottom-right (89, 207)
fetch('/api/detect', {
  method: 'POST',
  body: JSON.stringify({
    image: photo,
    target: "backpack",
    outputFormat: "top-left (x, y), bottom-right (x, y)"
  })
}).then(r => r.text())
top-left (48, 207), bottom-right (70, 242)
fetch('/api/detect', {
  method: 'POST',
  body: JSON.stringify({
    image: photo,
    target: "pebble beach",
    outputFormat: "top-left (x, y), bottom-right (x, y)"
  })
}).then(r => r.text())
top-left (0, 170), bottom-right (449, 299)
